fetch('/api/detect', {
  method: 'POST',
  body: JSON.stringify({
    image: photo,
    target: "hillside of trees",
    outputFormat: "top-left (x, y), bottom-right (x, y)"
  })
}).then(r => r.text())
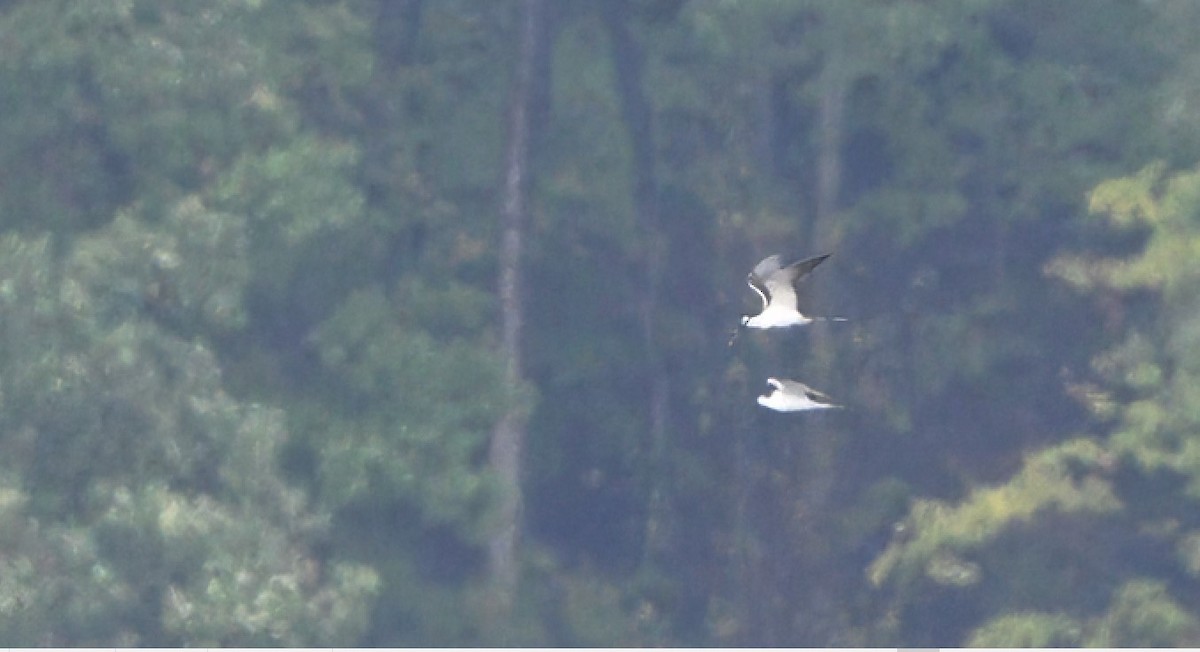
top-left (3, 0), bottom-right (1200, 645)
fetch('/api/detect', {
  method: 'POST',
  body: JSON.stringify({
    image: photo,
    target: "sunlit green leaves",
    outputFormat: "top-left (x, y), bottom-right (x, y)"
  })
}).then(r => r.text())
top-left (968, 612), bottom-right (1083, 647)
top-left (1054, 164), bottom-right (1200, 294)
top-left (148, 487), bottom-right (379, 646)
top-left (0, 0), bottom-right (302, 230)
top-left (70, 198), bottom-right (250, 331)
top-left (1090, 580), bottom-right (1200, 647)
top-left (869, 439), bottom-right (1120, 588)
top-left (0, 215), bottom-right (374, 644)
top-left (1053, 164), bottom-right (1200, 497)
top-left (883, 156), bottom-right (1200, 644)
top-left (214, 137), bottom-right (364, 246)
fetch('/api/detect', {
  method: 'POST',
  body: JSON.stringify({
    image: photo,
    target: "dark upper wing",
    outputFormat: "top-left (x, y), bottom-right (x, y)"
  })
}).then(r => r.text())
top-left (765, 254), bottom-right (828, 310)
top-left (776, 378), bottom-right (835, 403)
top-left (779, 253), bottom-right (831, 284)
top-left (803, 386), bottom-right (835, 403)
top-left (748, 253), bottom-right (830, 309)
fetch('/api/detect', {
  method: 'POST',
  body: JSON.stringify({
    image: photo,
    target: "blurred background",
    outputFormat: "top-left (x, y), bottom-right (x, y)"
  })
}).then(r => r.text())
top-left (2, 0), bottom-right (1200, 645)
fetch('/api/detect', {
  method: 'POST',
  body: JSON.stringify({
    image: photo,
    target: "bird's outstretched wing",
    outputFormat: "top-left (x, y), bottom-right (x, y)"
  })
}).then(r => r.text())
top-left (751, 255), bottom-right (784, 279)
top-left (764, 253), bottom-right (831, 313)
top-left (746, 255), bottom-right (783, 310)
top-left (802, 386), bottom-right (837, 405)
top-left (745, 252), bottom-right (832, 319)
top-left (778, 253), bottom-right (831, 284)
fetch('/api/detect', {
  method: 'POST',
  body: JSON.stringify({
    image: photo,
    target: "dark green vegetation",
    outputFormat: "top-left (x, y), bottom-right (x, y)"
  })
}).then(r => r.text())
top-left (3, 0), bottom-right (1200, 645)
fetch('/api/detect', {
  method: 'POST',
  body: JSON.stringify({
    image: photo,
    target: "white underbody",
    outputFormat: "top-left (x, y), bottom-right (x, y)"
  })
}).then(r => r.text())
top-left (756, 391), bottom-right (834, 412)
top-left (757, 378), bottom-right (840, 412)
top-left (744, 306), bottom-right (812, 329)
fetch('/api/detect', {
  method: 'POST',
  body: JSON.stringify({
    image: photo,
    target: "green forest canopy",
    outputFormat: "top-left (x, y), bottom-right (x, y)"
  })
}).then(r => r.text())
top-left (2, 0), bottom-right (1200, 646)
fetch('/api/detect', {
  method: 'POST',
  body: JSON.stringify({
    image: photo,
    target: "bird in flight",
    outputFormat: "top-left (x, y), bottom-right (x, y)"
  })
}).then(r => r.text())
top-left (744, 253), bottom-right (830, 328)
top-left (756, 377), bottom-right (842, 412)
top-left (729, 253), bottom-right (839, 345)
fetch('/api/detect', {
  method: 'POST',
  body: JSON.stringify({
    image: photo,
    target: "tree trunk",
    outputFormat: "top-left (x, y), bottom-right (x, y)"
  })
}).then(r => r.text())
top-left (488, 0), bottom-right (547, 619)
top-left (790, 63), bottom-right (848, 644)
top-left (375, 0), bottom-right (424, 68)
top-left (601, 0), bottom-right (672, 567)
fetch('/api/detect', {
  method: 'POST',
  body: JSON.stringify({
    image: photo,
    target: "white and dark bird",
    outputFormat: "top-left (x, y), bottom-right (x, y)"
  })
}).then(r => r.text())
top-left (756, 377), bottom-right (842, 412)
top-left (744, 253), bottom-right (830, 328)
top-left (729, 253), bottom-right (839, 344)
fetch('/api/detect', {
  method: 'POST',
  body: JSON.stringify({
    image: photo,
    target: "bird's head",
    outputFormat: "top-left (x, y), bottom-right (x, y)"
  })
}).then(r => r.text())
top-left (739, 314), bottom-right (751, 327)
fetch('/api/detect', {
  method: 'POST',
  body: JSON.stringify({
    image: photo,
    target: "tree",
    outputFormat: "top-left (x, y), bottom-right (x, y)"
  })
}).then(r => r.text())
top-left (0, 0), bottom-right (386, 643)
top-left (0, 205), bottom-right (379, 645)
top-left (486, 0), bottom-right (550, 622)
top-left (869, 162), bottom-right (1200, 646)
top-left (6, 0), bottom-right (1200, 646)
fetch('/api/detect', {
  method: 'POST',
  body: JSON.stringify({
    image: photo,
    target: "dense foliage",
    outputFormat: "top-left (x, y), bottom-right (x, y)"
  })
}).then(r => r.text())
top-left (3, 0), bottom-right (1200, 645)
